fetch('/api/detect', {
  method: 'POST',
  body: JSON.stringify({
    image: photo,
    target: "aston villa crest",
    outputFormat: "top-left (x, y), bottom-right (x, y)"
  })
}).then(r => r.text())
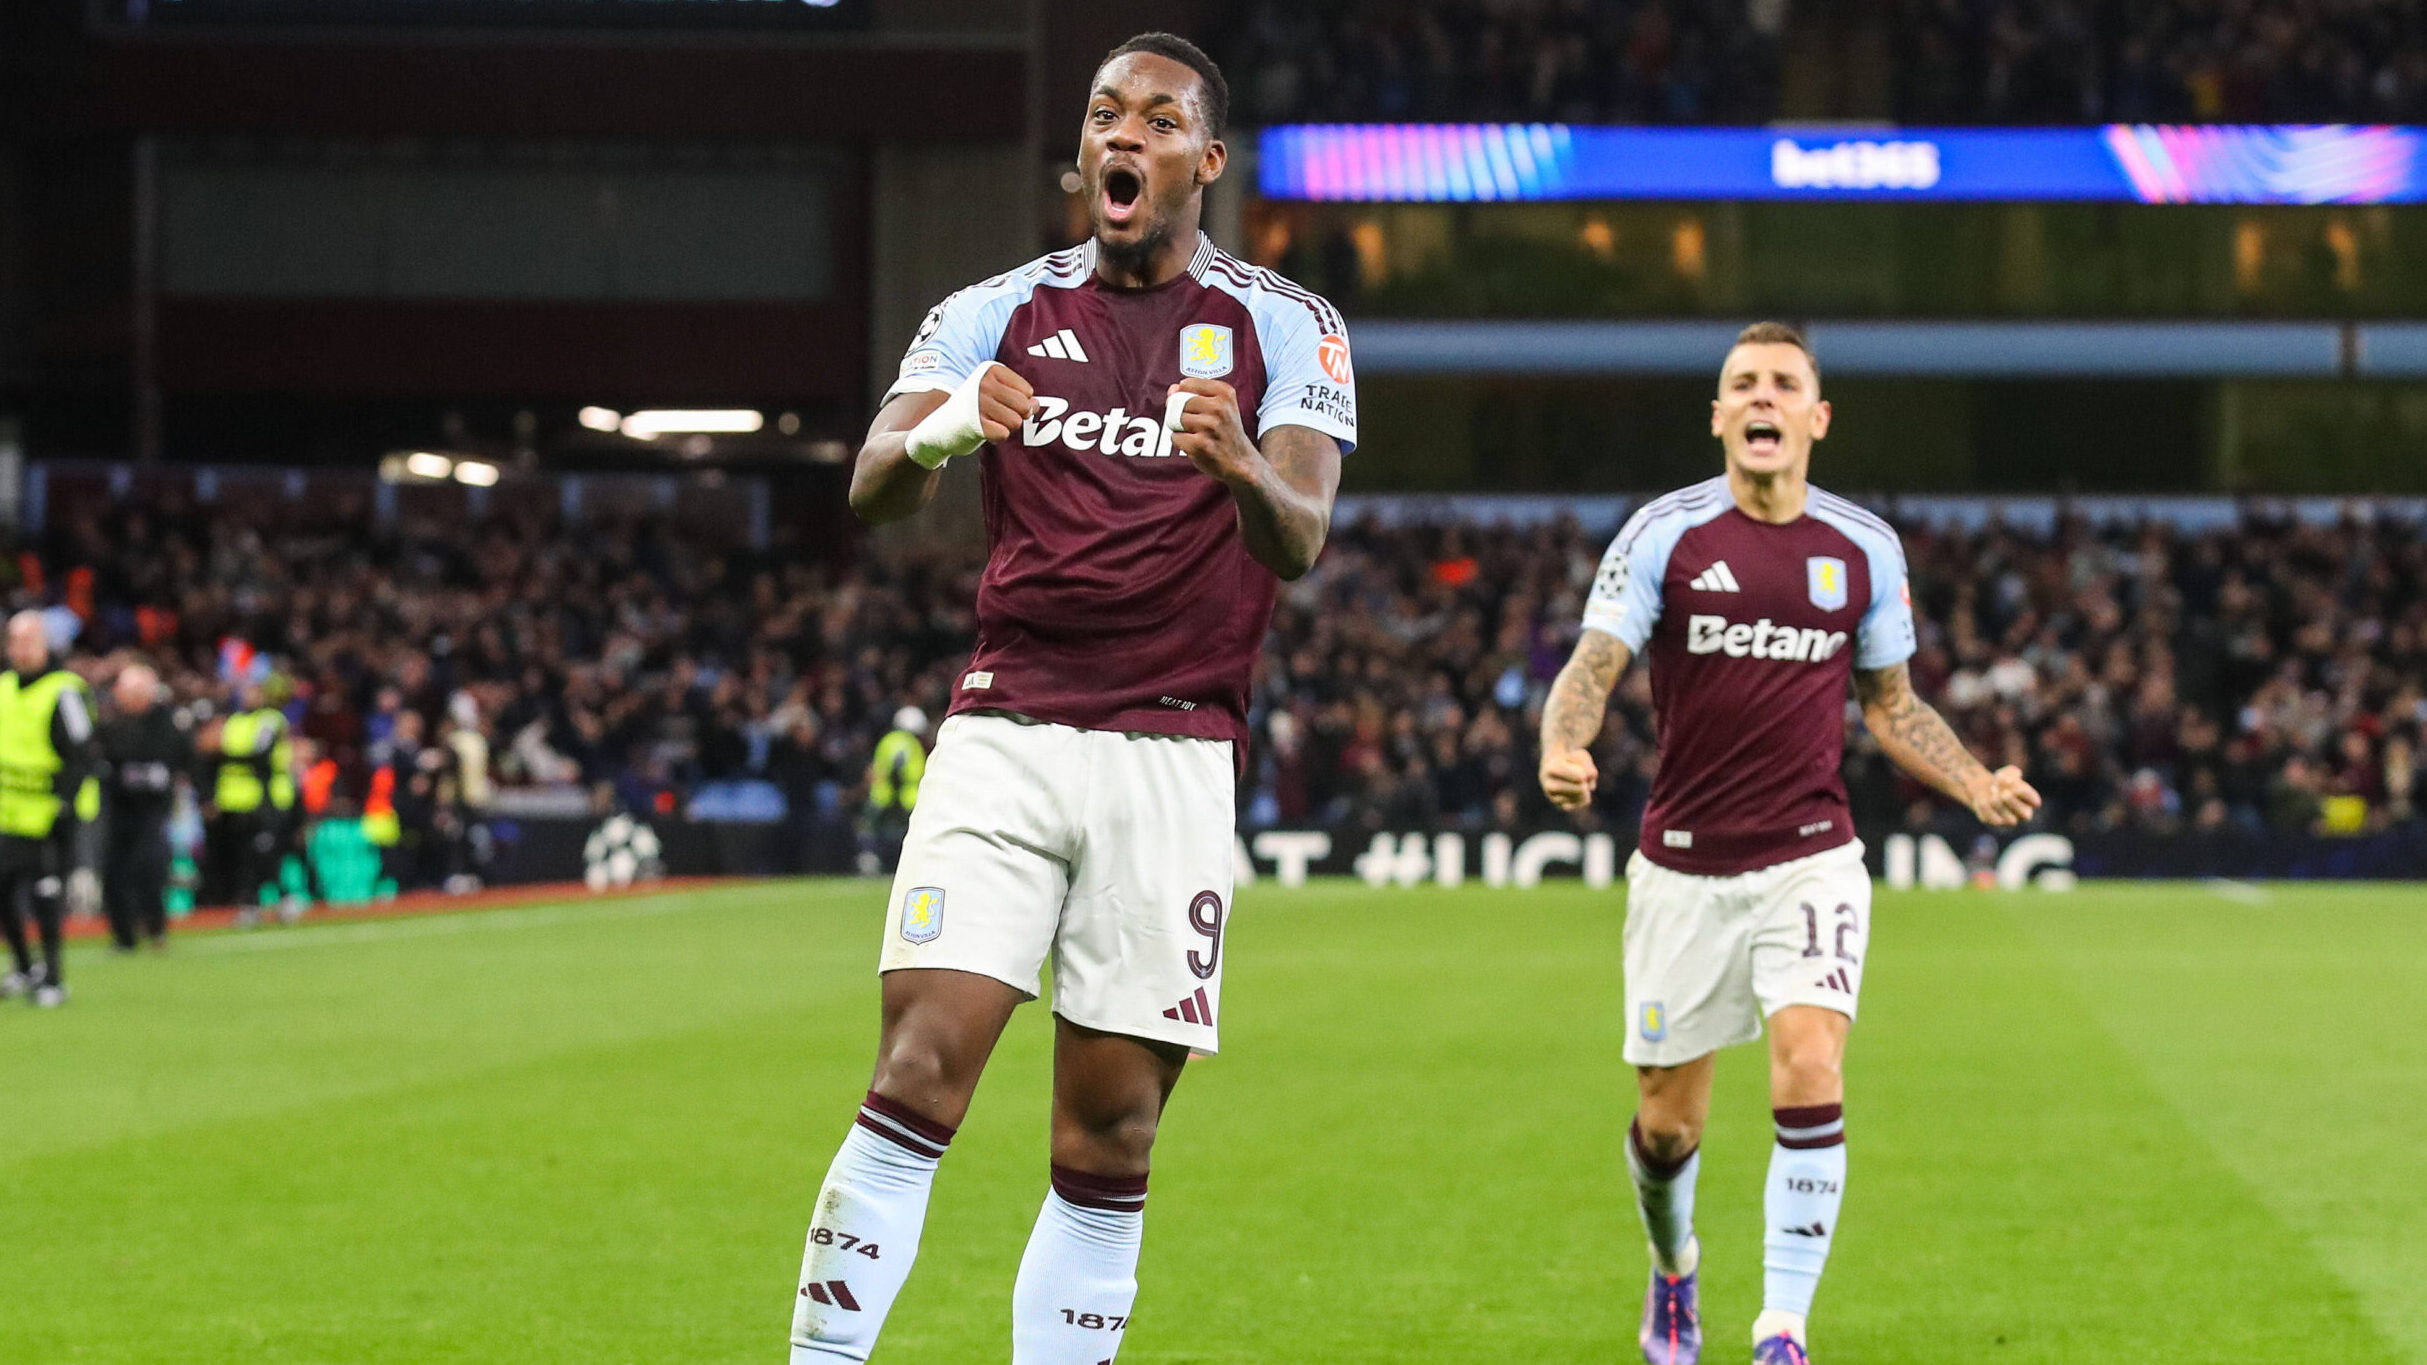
top-left (901, 886), bottom-right (945, 944)
top-left (1179, 323), bottom-right (1234, 379)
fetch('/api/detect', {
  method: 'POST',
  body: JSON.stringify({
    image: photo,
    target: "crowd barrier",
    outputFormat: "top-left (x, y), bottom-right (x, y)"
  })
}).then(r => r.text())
top-left (431, 814), bottom-right (2427, 893)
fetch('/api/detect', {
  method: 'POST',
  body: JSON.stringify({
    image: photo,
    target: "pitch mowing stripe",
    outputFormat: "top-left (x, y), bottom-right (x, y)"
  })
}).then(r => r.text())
top-left (7, 882), bottom-right (868, 1171)
top-left (2005, 887), bottom-right (2424, 1364)
top-left (1850, 887), bottom-right (2404, 1365)
top-left (172, 888), bottom-right (732, 957)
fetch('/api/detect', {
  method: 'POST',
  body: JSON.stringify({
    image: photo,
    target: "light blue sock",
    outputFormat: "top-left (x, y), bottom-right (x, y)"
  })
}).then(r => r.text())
top-left (1012, 1169), bottom-right (1148, 1365)
top-left (1626, 1118), bottom-right (1701, 1276)
top-left (1762, 1103), bottom-right (1846, 1323)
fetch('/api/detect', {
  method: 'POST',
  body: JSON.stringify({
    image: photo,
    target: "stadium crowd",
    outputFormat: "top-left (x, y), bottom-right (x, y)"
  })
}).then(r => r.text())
top-left (15, 489), bottom-right (2425, 894)
top-left (1266, 506), bottom-right (2427, 843)
top-left (21, 488), bottom-right (918, 894)
top-left (1894, 0), bottom-right (2427, 124)
top-left (1217, 0), bottom-right (1787, 126)
top-left (1215, 0), bottom-right (2427, 126)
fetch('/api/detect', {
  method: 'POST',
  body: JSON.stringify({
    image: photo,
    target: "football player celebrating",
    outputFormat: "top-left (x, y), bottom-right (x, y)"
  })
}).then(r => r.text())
top-left (1539, 323), bottom-right (2037, 1365)
top-left (786, 31), bottom-right (1356, 1365)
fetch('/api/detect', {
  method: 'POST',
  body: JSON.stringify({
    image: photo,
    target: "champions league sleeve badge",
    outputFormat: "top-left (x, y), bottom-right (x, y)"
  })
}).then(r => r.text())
top-left (1179, 323), bottom-right (1234, 380)
top-left (1808, 556), bottom-right (1849, 611)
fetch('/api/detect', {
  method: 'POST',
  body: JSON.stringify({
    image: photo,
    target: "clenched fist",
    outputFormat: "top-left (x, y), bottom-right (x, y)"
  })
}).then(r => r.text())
top-left (971, 363), bottom-right (1038, 445)
top-left (1963, 764), bottom-right (2042, 827)
top-left (1540, 746), bottom-right (1600, 813)
top-left (1166, 379), bottom-right (1262, 486)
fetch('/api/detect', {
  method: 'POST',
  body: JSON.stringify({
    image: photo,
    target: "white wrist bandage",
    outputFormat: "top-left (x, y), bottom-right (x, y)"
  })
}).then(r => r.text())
top-left (905, 364), bottom-right (999, 469)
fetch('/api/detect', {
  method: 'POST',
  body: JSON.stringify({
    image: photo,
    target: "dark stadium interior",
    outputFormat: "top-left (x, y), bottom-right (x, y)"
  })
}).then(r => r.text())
top-left (1, 0), bottom-right (2424, 887)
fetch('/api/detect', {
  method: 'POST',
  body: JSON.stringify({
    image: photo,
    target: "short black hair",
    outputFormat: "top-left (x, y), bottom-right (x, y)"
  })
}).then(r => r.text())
top-left (1100, 31), bottom-right (1228, 138)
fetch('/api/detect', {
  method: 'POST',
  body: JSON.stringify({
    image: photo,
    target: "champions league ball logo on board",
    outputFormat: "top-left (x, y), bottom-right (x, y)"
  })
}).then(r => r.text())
top-left (584, 814), bottom-right (665, 891)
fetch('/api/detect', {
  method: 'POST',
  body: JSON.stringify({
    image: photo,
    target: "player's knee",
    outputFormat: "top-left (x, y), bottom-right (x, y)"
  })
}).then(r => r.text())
top-left (1053, 1096), bottom-right (1161, 1171)
top-left (1634, 1110), bottom-right (1703, 1162)
top-left (1771, 1043), bottom-right (1843, 1103)
top-left (868, 1038), bottom-right (978, 1122)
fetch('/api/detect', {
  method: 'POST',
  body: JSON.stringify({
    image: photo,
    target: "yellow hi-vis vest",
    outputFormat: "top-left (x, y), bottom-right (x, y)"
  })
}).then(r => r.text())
top-left (216, 708), bottom-right (296, 813)
top-left (867, 728), bottom-right (925, 812)
top-left (0, 669), bottom-right (95, 839)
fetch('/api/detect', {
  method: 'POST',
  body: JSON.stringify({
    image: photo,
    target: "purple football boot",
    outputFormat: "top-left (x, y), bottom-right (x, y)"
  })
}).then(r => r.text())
top-left (1639, 1267), bottom-right (1701, 1365)
top-left (1751, 1333), bottom-right (1811, 1365)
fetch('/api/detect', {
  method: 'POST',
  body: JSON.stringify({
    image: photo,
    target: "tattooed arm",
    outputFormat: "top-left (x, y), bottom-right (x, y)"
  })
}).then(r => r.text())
top-left (1854, 662), bottom-right (2041, 826)
top-left (1168, 382), bottom-right (1341, 581)
top-left (1538, 628), bottom-right (1634, 812)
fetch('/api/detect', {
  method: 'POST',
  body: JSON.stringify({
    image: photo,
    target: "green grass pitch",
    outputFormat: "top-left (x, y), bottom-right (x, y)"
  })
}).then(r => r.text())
top-left (5, 877), bottom-right (2420, 1364)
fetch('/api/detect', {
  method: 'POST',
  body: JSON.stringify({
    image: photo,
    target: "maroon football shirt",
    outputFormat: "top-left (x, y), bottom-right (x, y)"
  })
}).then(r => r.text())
top-left (1583, 478), bottom-right (1917, 875)
top-left (890, 235), bottom-right (1358, 746)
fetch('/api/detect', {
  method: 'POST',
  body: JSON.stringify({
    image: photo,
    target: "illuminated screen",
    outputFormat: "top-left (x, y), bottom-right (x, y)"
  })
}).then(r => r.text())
top-left (1258, 124), bottom-right (2427, 205)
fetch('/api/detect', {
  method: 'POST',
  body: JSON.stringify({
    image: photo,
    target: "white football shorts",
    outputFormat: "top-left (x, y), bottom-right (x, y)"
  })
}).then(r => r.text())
top-left (879, 712), bottom-right (1236, 1053)
top-left (1620, 839), bottom-right (1872, 1067)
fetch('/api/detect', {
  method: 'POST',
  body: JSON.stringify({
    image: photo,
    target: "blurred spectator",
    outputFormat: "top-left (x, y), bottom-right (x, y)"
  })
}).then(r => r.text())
top-left (1220, 0), bottom-right (1784, 126)
top-left (1895, 0), bottom-right (2427, 123)
top-left (1218, 0), bottom-right (2427, 127)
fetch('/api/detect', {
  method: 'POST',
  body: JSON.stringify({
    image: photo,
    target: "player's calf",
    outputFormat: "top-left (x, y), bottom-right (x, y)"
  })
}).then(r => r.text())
top-left (1756, 1101), bottom-right (1845, 1358)
top-left (1012, 1165), bottom-right (1150, 1365)
top-left (1013, 1024), bottom-right (1182, 1363)
top-left (789, 1092), bottom-right (957, 1363)
top-left (1629, 1115), bottom-right (1704, 1365)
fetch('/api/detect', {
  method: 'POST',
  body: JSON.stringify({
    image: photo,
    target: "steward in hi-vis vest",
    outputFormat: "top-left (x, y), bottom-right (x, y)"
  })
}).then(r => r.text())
top-left (0, 611), bottom-right (98, 1008)
top-left (860, 705), bottom-right (929, 873)
top-left (867, 707), bottom-right (930, 817)
top-left (206, 677), bottom-right (299, 926)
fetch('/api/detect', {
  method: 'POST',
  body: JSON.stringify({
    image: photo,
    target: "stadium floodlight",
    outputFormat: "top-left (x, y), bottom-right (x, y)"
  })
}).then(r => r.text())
top-left (404, 451), bottom-right (454, 480)
top-left (453, 460), bottom-right (501, 487)
top-left (578, 407), bottom-right (622, 433)
top-left (619, 410), bottom-right (764, 441)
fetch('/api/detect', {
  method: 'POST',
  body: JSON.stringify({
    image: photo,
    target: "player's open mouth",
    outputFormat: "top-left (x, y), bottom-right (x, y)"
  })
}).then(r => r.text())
top-left (1101, 167), bottom-right (1143, 227)
top-left (1744, 419), bottom-right (1782, 453)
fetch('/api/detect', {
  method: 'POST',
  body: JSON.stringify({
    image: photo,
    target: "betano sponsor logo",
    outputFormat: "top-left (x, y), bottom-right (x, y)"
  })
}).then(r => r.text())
top-left (1686, 614), bottom-right (1848, 661)
top-left (1021, 395), bottom-right (1177, 458)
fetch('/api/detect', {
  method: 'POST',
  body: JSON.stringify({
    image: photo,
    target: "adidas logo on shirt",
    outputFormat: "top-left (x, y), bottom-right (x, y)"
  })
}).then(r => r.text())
top-left (1025, 329), bottom-right (1090, 362)
top-left (1690, 561), bottom-right (1741, 592)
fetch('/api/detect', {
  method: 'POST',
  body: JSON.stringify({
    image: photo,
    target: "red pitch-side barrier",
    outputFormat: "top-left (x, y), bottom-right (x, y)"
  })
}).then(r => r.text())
top-left (63, 877), bottom-right (749, 942)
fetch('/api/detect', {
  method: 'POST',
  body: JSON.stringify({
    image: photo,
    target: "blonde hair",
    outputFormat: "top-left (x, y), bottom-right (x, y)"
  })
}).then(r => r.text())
top-left (1732, 321), bottom-right (1817, 383)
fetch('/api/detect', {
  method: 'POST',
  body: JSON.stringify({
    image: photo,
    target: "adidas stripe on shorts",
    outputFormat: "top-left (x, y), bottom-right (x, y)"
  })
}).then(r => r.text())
top-left (879, 712), bottom-right (1236, 1053)
top-left (1620, 840), bottom-right (1871, 1067)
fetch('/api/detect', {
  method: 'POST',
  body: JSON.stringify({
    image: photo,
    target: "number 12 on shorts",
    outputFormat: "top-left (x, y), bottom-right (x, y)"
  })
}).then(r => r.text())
top-left (1800, 901), bottom-right (1861, 962)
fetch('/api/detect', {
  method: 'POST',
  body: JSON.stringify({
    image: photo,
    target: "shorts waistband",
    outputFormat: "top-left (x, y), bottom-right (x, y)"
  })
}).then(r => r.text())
top-left (1634, 834), bottom-right (1865, 882)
